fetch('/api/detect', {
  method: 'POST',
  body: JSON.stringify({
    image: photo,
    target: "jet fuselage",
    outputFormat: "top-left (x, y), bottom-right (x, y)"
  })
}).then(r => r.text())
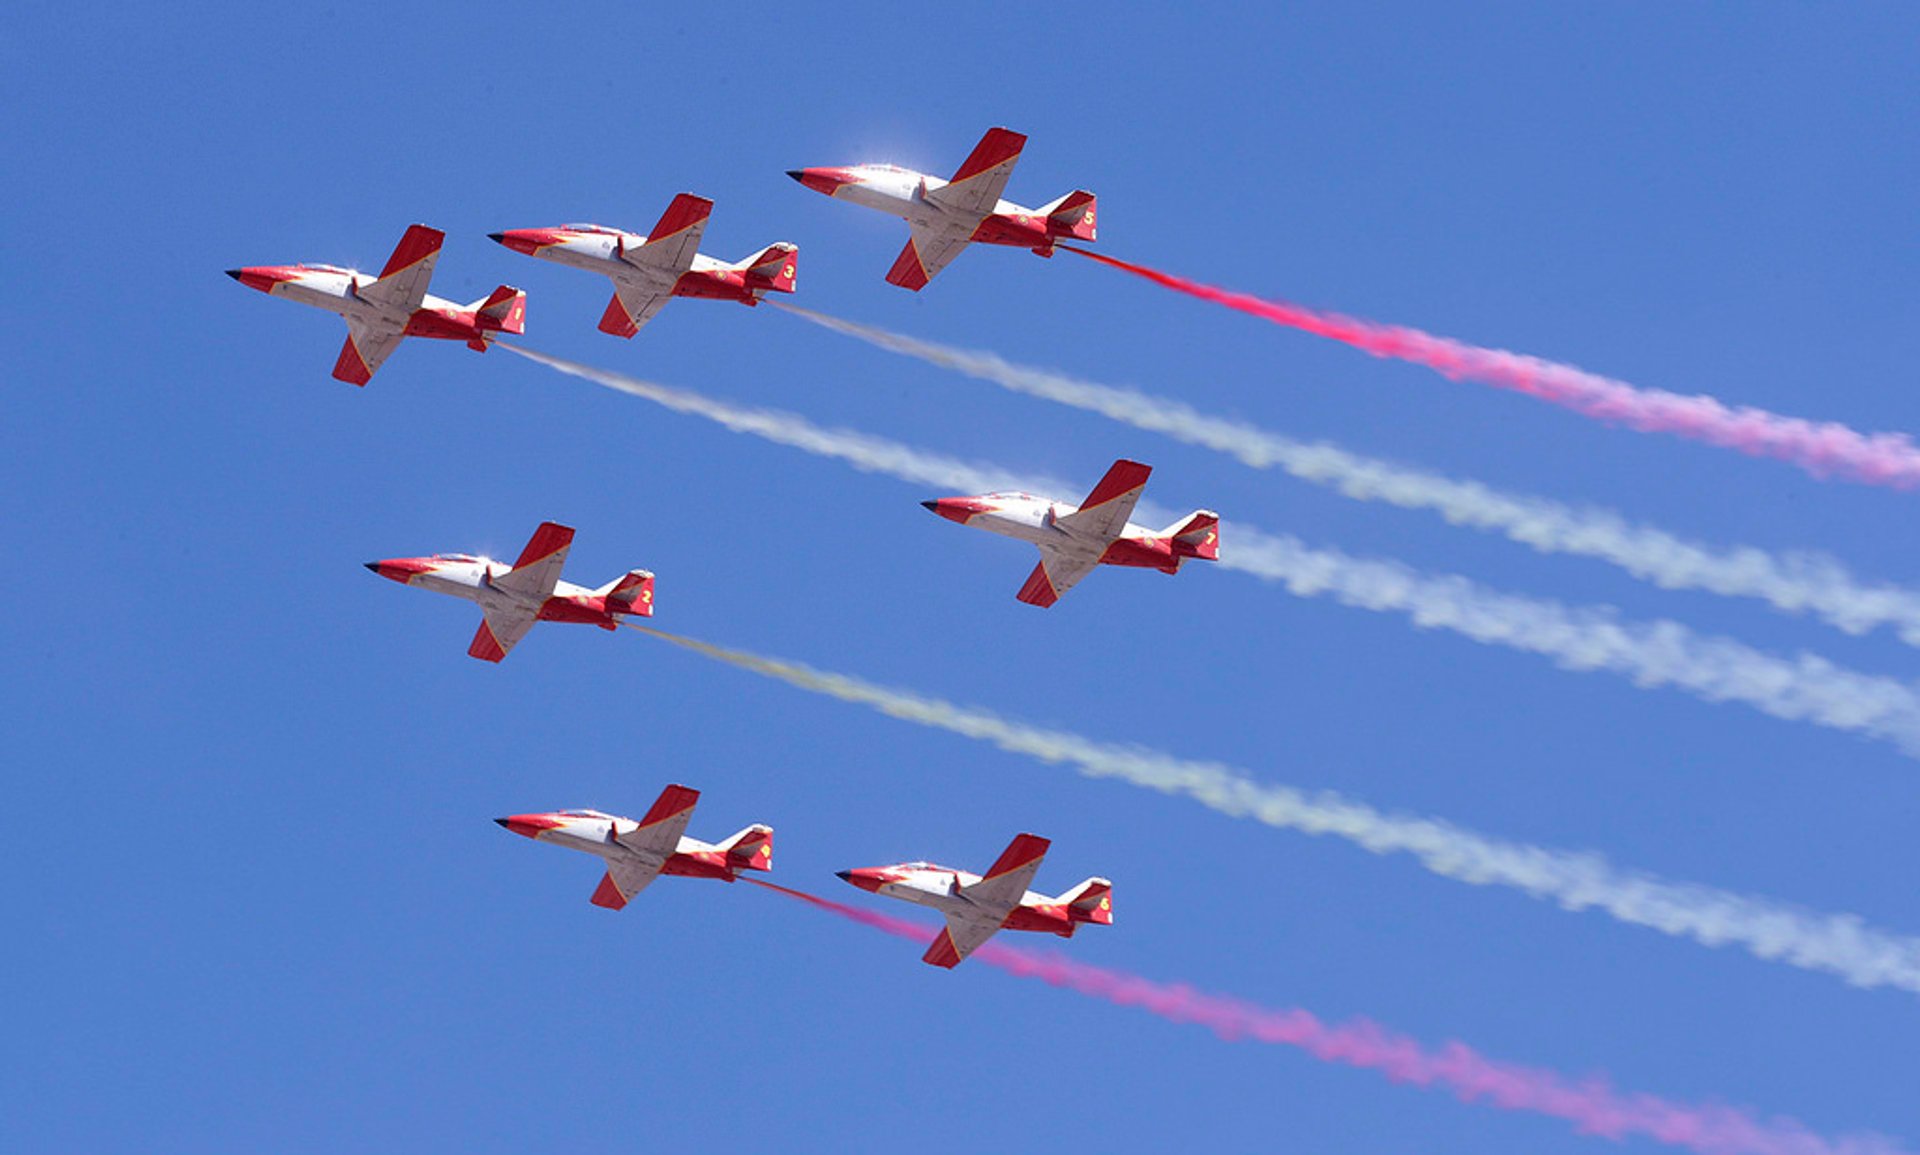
top-left (227, 265), bottom-right (499, 349)
top-left (366, 554), bottom-right (634, 630)
top-left (789, 165), bottom-right (1058, 252)
top-left (922, 492), bottom-right (1185, 572)
top-left (837, 863), bottom-right (1075, 936)
top-left (491, 227), bottom-right (781, 305)
top-left (498, 809), bottom-right (747, 881)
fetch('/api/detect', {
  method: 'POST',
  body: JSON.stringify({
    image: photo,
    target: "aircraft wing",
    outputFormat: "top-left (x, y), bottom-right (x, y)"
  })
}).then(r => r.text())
top-left (620, 193), bottom-right (712, 276)
top-left (468, 604), bottom-right (539, 662)
top-left (355, 224), bottom-right (444, 312)
top-left (958, 833), bottom-right (1051, 913)
top-left (923, 127), bottom-right (1027, 217)
top-left (333, 315), bottom-right (406, 385)
top-left (1053, 459), bottom-right (1152, 541)
top-left (611, 784), bottom-right (701, 859)
top-left (922, 910), bottom-right (1005, 969)
top-left (884, 220), bottom-right (974, 291)
top-left (590, 859), bottom-right (663, 910)
top-left (1016, 544), bottom-right (1101, 608)
top-left (490, 522), bottom-right (575, 600)
top-left (598, 280), bottom-right (674, 339)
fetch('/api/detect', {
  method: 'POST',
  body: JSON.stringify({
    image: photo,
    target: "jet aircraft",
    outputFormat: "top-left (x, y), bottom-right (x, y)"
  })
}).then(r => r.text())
top-left (365, 521), bottom-right (653, 662)
top-left (491, 194), bottom-right (796, 338)
top-left (837, 834), bottom-right (1112, 968)
top-left (227, 224), bottom-right (525, 385)
top-left (922, 459), bottom-right (1219, 607)
top-left (787, 127), bottom-right (1096, 289)
top-left (498, 784), bottom-right (774, 910)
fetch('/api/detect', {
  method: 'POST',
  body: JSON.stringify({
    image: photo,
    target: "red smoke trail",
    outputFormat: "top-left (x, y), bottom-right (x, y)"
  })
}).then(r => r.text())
top-left (1062, 246), bottom-right (1920, 490)
top-left (748, 878), bottom-right (1902, 1155)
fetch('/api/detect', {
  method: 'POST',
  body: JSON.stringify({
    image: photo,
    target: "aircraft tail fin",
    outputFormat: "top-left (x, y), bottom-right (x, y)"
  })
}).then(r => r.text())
top-left (595, 569), bottom-right (655, 617)
top-left (1164, 510), bottom-right (1220, 561)
top-left (739, 243), bottom-right (799, 294)
top-left (1038, 190), bottom-right (1097, 242)
top-left (471, 285), bottom-right (528, 335)
top-left (717, 824), bottom-right (775, 873)
top-left (1057, 877), bottom-right (1114, 925)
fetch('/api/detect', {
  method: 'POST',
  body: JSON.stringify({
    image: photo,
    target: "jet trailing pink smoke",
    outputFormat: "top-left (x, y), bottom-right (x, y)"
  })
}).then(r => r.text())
top-left (750, 878), bottom-right (1904, 1155)
top-left (1064, 246), bottom-right (1920, 489)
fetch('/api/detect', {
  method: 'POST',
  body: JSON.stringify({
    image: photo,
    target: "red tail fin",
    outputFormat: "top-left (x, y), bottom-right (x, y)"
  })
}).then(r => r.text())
top-left (1040, 190), bottom-right (1097, 241)
top-left (474, 285), bottom-right (528, 334)
top-left (1167, 511), bottom-right (1219, 560)
top-left (720, 825), bottom-right (774, 873)
top-left (741, 243), bottom-right (798, 294)
top-left (601, 570), bottom-right (655, 617)
top-left (1060, 878), bottom-right (1114, 925)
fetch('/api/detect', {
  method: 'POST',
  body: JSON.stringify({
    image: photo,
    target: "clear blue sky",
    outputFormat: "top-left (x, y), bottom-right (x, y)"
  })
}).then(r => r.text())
top-left (5, 4), bottom-right (1918, 1152)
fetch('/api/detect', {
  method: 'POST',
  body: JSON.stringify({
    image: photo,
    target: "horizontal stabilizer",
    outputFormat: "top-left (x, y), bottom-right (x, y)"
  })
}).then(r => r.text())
top-left (719, 825), bottom-right (774, 872)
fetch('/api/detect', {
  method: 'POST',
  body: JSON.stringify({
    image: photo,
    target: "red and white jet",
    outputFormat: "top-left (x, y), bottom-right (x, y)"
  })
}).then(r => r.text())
top-left (498, 784), bottom-right (774, 910)
top-left (922, 459), bottom-right (1219, 607)
top-left (491, 194), bottom-right (797, 338)
top-left (227, 224), bottom-right (526, 385)
top-left (365, 521), bottom-right (654, 662)
top-left (838, 834), bottom-right (1112, 968)
top-left (787, 127), bottom-right (1096, 290)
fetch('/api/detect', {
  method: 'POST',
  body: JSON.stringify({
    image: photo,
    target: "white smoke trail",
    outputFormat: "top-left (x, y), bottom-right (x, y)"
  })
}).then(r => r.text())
top-left (777, 304), bottom-right (1920, 647)
top-left (630, 624), bottom-right (1920, 997)
top-left (506, 342), bottom-right (1920, 757)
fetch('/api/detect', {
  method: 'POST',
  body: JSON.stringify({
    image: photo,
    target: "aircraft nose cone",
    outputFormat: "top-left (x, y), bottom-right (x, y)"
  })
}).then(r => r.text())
top-left (486, 232), bottom-right (504, 243)
top-left (834, 869), bottom-right (853, 880)
top-left (363, 561), bottom-right (380, 573)
top-left (786, 170), bottom-right (804, 182)
top-left (923, 498), bottom-right (986, 525)
top-left (788, 167), bottom-right (855, 196)
top-left (836, 868), bottom-right (884, 893)
top-left (224, 268), bottom-right (243, 281)
top-left (496, 815), bottom-right (561, 840)
top-left (920, 500), bottom-right (939, 512)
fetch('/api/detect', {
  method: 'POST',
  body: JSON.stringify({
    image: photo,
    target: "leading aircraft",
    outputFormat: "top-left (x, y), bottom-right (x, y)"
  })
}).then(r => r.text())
top-left (227, 224), bottom-right (526, 385)
top-left (498, 784), bottom-right (774, 910)
top-left (922, 459), bottom-right (1219, 607)
top-left (837, 834), bottom-right (1112, 968)
top-left (365, 521), bottom-right (654, 662)
top-left (787, 127), bottom-right (1096, 290)
top-left (491, 194), bottom-right (797, 338)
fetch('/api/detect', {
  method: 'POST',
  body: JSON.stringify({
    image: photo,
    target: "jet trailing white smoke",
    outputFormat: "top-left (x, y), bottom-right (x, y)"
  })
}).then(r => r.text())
top-left (776, 304), bottom-right (1920, 647)
top-left (508, 342), bottom-right (1920, 757)
top-left (632, 624), bottom-right (1920, 998)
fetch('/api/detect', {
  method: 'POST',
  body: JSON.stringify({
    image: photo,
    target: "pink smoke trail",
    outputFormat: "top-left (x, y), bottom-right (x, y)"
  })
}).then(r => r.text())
top-left (1062, 246), bottom-right (1920, 490)
top-left (748, 878), bottom-right (1903, 1155)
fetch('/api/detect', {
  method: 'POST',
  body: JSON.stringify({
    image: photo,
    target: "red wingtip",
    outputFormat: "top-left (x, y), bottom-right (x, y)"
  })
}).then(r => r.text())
top-left (511, 522), bottom-right (575, 569)
top-left (330, 334), bottom-right (375, 386)
top-left (921, 927), bottom-right (965, 969)
top-left (885, 239), bottom-right (931, 291)
top-left (638, 784), bottom-right (700, 828)
top-left (379, 224), bottom-right (444, 279)
top-left (982, 833), bottom-right (1051, 881)
top-left (950, 127), bottom-right (1027, 184)
top-left (648, 193), bottom-right (713, 241)
top-left (1080, 459), bottom-right (1153, 510)
top-left (1016, 560), bottom-right (1060, 608)
top-left (590, 872), bottom-right (628, 910)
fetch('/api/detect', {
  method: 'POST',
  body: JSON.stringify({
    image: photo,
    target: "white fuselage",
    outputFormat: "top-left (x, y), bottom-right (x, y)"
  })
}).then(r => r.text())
top-left (828, 165), bottom-right (1037, 229)
top-left (515, 229), bottom-right (737, 284)
top-left (858, 864), bottom-right (1050, 918)
top-left (260, 265), bottom-right (464, 325)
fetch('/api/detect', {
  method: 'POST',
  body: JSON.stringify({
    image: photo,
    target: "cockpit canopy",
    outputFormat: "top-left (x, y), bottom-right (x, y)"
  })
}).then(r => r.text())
top-left (558, 809), bottom-right (610, 819)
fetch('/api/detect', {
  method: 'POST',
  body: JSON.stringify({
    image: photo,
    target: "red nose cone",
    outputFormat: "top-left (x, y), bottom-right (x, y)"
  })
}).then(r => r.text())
top-left (490, 228), bottom-right (567, 256)
top-left (787, 167), bottom-right (857, 196)
top-left (226, 266), bottom-right (294, 293)
top-left (835, 868), bottom-right (886, 893)
top-left (496, 814), bottom-right (564, 840)
top-left (364, 557), bottom-right (434, 584)
top-left (922, 498), bottom-right (990, 525)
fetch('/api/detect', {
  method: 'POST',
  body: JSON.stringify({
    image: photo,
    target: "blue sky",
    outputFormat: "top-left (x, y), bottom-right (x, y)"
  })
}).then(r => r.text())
top-left (5, 4), bottom-right (1918, 1152)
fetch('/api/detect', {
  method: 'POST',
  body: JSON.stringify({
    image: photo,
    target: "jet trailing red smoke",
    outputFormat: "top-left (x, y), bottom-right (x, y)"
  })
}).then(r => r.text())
top-left (1063, 246), bottom-right (1920, 491)
top-left (750, 878), bottom-right (1904, 1155)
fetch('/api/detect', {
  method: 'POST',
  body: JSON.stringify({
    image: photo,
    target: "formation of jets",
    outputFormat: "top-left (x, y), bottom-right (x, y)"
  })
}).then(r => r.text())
top-left (499, 786), bottom-right (1111, 969)
top-left (239, 128), bottom-right (1198, 969)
